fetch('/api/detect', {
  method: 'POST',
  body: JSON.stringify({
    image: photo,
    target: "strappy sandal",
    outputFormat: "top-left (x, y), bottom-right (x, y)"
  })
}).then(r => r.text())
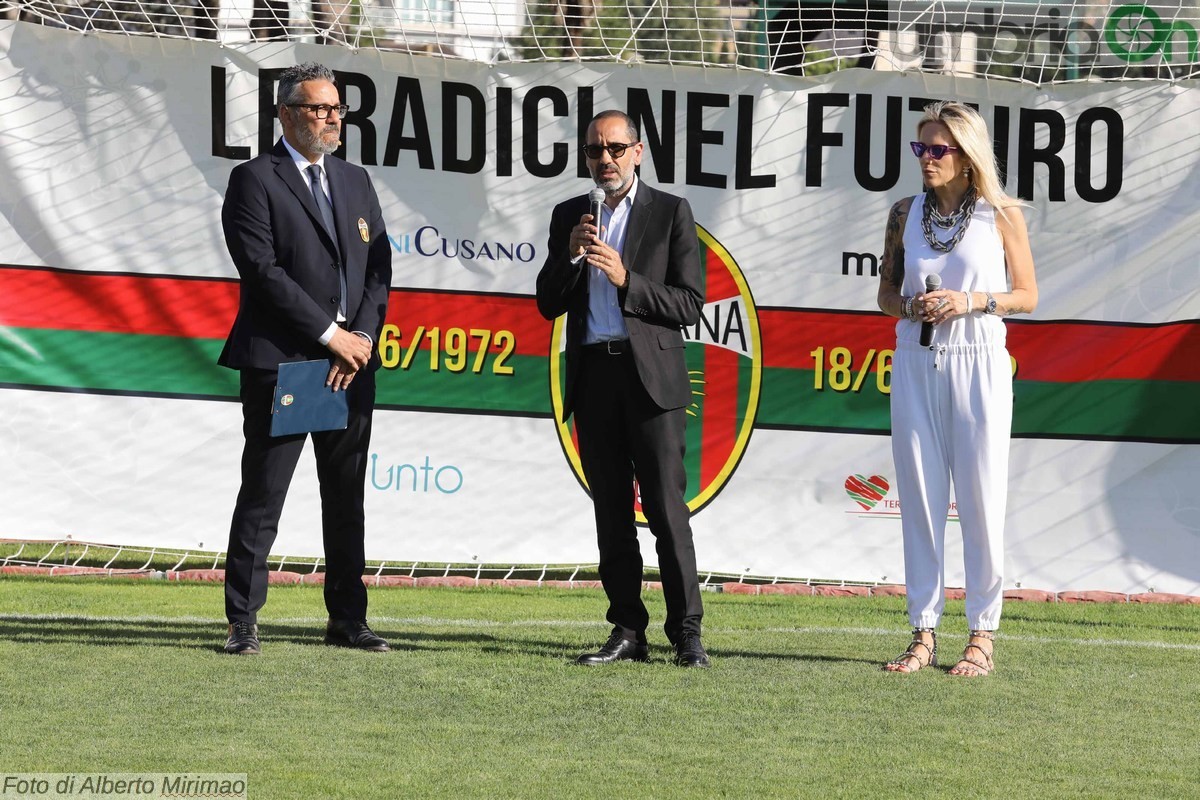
top-left (882, 628), bottom-right (937, 673)
top-left (948, 630), bottom-right (995, 677)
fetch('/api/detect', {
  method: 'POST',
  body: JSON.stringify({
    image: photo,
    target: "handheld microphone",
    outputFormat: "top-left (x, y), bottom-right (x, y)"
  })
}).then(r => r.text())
top-left (919, 273), bottom-right (942, 347)
top-left (588, 187), bottom-right (605, 242)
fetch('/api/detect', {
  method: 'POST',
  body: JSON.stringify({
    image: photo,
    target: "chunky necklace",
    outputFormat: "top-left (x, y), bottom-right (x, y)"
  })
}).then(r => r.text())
top-left (929, 201), bottom-right (965, 229)
top-left (921, 187), bottom-right (976, 253)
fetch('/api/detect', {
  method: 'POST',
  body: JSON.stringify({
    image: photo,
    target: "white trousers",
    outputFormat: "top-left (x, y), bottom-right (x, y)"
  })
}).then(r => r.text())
top-left (890, 339), bottom-right (1012, 631)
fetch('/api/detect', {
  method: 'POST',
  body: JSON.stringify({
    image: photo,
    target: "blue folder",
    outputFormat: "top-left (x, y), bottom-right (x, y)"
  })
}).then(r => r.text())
top-left (270, 359), bottom-right (349, 437)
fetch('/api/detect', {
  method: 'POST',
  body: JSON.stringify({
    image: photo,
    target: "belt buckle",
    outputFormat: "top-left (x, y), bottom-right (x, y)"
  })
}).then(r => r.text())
top-left (606, 340), bottom-right (622, 355)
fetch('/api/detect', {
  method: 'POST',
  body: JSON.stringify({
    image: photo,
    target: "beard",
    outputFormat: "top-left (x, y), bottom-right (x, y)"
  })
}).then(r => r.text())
top-left (591, 165), bottom-right (631, 196)
top-left (296, 123), bottom-right (340, 155)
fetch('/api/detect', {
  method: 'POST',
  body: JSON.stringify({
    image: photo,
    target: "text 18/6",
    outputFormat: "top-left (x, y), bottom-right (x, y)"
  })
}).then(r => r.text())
top-left (811, 347), bottom-right (893, 394)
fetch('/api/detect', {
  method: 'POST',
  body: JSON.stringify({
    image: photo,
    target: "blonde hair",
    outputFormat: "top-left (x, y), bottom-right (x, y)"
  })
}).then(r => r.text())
top-left (918, 101), bottom-right (1021, 221)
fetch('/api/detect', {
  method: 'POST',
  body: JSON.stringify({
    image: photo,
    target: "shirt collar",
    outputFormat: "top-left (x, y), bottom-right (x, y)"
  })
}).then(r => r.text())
top-left (281, 136), bottom-right (326, 175)
top-left (614, 174), bottom-right (639, 212)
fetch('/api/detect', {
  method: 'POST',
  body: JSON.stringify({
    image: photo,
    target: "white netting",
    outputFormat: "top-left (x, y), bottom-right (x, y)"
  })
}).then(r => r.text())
top-left (2, 0), bottom-right (1198, 81)
top-left (2, 539), bottom-right (852, 587)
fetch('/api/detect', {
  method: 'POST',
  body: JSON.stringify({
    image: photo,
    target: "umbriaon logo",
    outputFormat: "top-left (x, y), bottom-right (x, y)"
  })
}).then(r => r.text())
top-left (1105, 3), bottom-right (1199, 63)
top-left (549, 224), bottom-right (762, 523)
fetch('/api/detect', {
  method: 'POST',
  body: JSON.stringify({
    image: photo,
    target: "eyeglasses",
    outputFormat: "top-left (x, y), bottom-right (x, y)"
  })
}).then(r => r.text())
top-left (581, 142), bottom-right (638, 160)
top-left (289, 103), bottom-right (349, 119)
top-left (910, 142), bottom-right (961, 160)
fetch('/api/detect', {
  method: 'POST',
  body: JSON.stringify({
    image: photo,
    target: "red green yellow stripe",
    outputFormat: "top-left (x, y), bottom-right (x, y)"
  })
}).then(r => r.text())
top-left (1, 265), bottom-right (1195, 443)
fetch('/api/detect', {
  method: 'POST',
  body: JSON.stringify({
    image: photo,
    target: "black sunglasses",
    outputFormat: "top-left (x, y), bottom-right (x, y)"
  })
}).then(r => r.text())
top-left (581, 142), bottom-right (638, 160)
top-left (289, 103), bottom-right (350, 119)
top-left (910, 142), bottom-right (961, 160)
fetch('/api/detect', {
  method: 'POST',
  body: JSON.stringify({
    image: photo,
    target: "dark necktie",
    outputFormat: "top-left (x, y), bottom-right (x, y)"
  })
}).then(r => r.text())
top-left (305, 164), bottom-right (347, 318)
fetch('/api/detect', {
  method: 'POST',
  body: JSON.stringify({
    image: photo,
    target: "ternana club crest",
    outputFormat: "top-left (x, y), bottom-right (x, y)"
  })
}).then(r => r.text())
top-left (549, 225), bottom-right (762, 523)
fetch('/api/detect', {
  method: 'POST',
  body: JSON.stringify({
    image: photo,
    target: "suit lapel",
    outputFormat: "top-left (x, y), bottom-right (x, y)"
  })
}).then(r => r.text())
top-left (622, 183), bottom-right (653, 273)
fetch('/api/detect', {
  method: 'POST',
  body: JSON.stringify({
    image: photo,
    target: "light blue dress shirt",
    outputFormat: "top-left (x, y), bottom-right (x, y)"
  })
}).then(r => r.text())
top-left (583, 177), bottom-right (638, 345)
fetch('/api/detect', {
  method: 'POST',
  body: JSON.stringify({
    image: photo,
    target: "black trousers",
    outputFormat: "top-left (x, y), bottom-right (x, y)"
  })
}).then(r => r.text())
top-left (224, 367), bottom-right (375, 624)
top-left (573, 350), bottom-right (703, 644)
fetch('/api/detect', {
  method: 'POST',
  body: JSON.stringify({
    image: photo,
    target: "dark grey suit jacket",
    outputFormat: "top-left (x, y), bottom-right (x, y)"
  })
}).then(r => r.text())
top-left (536, 182), bottom-right (704, 419)
top-left (219, 139), bottom-right (392, 371)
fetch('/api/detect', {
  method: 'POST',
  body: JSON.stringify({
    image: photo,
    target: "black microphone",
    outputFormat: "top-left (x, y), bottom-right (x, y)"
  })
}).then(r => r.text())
top-left (919, 273), bottom-right (942, 347)
top-left (588, 187), bottom-right (605, 241)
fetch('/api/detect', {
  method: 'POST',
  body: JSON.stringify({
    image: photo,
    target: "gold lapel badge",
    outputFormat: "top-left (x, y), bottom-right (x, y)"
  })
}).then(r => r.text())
top-left (358, 218), bottom-right (370, 242)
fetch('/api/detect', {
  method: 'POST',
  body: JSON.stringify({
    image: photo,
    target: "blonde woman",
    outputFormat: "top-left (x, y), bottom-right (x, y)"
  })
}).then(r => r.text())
top-left (876, 101), bottom-right (1038, 676)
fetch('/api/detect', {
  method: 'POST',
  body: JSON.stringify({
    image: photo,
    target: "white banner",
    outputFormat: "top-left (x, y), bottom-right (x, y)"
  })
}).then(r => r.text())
top-left (1, 21), bottom-right (1197, 593)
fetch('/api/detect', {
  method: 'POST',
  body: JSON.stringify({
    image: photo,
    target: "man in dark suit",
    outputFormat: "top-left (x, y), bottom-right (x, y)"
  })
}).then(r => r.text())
top-left (536, 110), bottom-right (710, 667)
top-left (219, 63), bottom-right (392, 655)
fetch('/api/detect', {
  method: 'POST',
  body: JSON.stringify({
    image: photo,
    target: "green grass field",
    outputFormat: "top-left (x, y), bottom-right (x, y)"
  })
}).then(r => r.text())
top-left (1, 577), bottom-right (1197, 799)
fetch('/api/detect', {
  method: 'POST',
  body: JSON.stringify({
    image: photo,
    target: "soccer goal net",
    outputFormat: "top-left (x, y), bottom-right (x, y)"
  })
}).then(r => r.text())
top-left (2, 0), bottom-right (1197, 81)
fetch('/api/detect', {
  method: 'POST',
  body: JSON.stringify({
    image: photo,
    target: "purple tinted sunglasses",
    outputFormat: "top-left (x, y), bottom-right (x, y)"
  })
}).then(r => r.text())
top-left (910, 142), bottom-right (961, 159)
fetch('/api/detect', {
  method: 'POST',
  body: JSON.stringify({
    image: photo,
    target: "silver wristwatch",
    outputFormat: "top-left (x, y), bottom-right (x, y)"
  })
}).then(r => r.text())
top-left (984, 292), bottom-right (998, 314)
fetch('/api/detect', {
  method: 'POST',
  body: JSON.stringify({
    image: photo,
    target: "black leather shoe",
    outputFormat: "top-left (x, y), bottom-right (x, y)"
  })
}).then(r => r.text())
top-left (672, 632), bottom-right (710, 668)
top-left (224, 621), bottom-right (260, 655)
top-left (325, 619), bottom-right (390, 652)
top-left (575, 632), bottom-right (649, 665)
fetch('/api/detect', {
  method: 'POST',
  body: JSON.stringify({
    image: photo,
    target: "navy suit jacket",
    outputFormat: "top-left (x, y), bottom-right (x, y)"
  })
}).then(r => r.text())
top-left (536, 183), bottom-right (704, 419)
top-left (219, 139), bottom-right (392, 371)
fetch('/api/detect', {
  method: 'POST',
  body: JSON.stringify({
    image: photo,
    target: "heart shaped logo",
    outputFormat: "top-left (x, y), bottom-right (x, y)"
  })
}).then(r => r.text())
top-left (845, 474), bottom-right (889, 510)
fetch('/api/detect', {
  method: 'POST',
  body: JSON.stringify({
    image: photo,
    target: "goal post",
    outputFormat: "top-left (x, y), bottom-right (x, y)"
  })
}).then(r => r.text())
top-left (3, 0), bottom-right (1197, 80)
top-left (1, 4), bottom-right (1198, 595)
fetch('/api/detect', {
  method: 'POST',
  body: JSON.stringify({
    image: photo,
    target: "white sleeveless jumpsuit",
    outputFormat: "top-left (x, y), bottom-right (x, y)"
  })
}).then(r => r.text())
top-left (892, 194), bottom-right (1012, 631)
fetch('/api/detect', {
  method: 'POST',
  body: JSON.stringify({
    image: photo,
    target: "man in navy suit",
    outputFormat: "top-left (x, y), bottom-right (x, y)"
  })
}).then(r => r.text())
top-left (536, 110), bottom-right (710, 667)
top-left (219, 63), bottom-right (392, 655)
